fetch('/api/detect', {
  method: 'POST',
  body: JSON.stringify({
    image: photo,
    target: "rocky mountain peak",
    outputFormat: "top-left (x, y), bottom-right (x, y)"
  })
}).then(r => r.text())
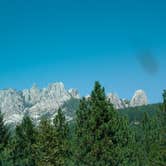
top-left (85, 89), bottom-right (148, 109)
top-left (0, 82), bottom-right (80, 125)
top-left (22, 84), bottom-right (41, 106)
top-left (48, 82), bottom-right (65, 90)
top-left (0, 88), bottom-right (25, 125)
top-left (0, 82), bottom-right (149, 125)
top-left (107, 93), bottom-right (125, 109)
top-left (130, 89), bottom-right (148, 107)
top-left (68, 89), bottom-right (80, 99)
top-left (46, 82), bottom-right (70, 99)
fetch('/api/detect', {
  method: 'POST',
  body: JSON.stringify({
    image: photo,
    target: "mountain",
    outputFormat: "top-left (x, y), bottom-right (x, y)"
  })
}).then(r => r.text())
top-left (107, 93), bottom-right (126, 109)
top-left (107, 89), bottom-right (148, 109)
top-left (0, 88), bottom-right (25, 125)
top-left (0, 82), bottom-right (148, 125)
top-left (0, 82), bottom-right (80, 125)
top-left (130, 90), bottom-right (148, 107)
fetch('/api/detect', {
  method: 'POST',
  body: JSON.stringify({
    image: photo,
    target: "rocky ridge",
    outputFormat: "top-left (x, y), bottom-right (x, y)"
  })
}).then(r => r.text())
top-left (0, 82), bottom-right (148, 125)
top-left (0, 82), bottom-right (79, 125)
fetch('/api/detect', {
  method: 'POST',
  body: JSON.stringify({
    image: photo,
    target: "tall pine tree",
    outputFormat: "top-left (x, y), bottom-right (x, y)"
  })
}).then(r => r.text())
top-left (159, 90), bottom-right (166, 164)
top-left (12, 115), bottom-right (36, 166)
top-left (0, 110), bottom-right (9, 151)
top-left (139, 113), bottom-right (162, 166)
top-left (35, 109), bottom-right (70, 166)
top-left (0, 110), bottom-right (11, 165)
top-left (75, 81), bottom-right (132, 166)
top-left (35, 117), bottom-right (57, 166)
top-left (53, 109), bottom-right (70, 166)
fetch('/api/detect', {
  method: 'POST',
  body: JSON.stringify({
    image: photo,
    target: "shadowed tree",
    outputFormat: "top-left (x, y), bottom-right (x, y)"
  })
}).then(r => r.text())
top-left (0, 110), bottom-right (11, 165)
top-left (0, 111), bottom-right (9, 151)
top-left (75, 81), bottom-right (132, 166)
top-left (34, 117), bottom-right (57, 166)
top-left (35, 110), bottom-right (69, 166)
top-left (159, 90), bottom-right (166, 164)
top-left (12, 115), bottom-right (36, 166)
top-left (53, 109), bottom-right (70, 166)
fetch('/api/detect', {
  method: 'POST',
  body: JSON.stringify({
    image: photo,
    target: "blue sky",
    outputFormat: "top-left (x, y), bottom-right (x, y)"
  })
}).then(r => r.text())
top-left (0, 0), bottom-right (166, 103)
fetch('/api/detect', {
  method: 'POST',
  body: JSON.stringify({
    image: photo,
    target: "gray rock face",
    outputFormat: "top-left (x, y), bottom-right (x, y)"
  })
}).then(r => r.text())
top-left (107, 93), bottom-right (125, 109)
top-left (68, 89), bottom-right (80, 99)
top-left (22, 84), bottom-right (41, 106)
top-left (0, 82), bottom-right (80, 125)
top-left (0, 82), bottom-right (148, 125)
top-left (27, 83), bottom-right (73, 123)
top-left (130, 90), bottom-right (148, 107)
top-left (0, 89), bottom-right (25, 125)
top-left (107, 90), bottom-right (148, 109)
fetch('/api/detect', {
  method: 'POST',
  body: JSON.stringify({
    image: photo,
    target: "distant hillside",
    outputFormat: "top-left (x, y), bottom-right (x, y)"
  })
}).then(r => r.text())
top-left (119, 103), bottom-right (162, 123)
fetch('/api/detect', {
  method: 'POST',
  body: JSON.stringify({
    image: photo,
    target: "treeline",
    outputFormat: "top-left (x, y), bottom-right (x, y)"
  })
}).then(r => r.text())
top-left (0, 82), bottom-right (165, 166)
top-left (119, 103), bottom-right (162, 123)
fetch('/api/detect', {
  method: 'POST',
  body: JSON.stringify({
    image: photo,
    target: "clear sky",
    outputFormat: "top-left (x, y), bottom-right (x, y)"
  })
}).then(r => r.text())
top-left (0, 0), bottom-right (166, 103)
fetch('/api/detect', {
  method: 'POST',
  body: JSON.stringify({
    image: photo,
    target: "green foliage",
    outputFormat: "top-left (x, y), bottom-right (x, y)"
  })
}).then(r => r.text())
top-left (138, 113), bottom-right (163, 165)
top-left (0, 83), bottom-right (165, 166)
top-left (0, 111), bottom-right (10, 151)
top-left (0, 147), bottom-right (13, 166)
top-left (34, 117), bottom-right (57, 166)
top-left (119, 103), bottom-right (161, 123)
top-left (0, 111), bottom-right (11, 166)
top-left (130, 99), bottom-right (166, 166)
top-left (74, 81), bottom-right (133, 165)
top-left (53, 109), bottom-right (70, 165)
top-left (12, 115), bottom-right (36, 166)
top-left (157, 90), bottom-right (166, 163)
top-left (35, 109), bottom-right (69, 166)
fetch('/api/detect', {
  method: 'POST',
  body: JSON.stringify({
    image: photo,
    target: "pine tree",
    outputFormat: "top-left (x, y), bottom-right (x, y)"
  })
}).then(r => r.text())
top-left (53, 109), bottom-right (70, 166)
top-left (141, 113), bottom-right (159, 165)
top-left (12, 115), bottom-right (36, 166)
top-left (0, 146), bottom-right (13, 166)
top-left (35, 117), bottom-right (58, 166)
top-left (132, 112), bottom-right (164, 166)
top-left (161, 90), bottom-right (166, 142)
top-left (0, 110), bottom-right (11, 165)
top-left (0, 110), bottom-right (9, 151)
top-left (158, 90), bottom-right (166, 164)
top-left (35, 110), bottom-right (70, 166)
top-left (75, 81), bottom-right (132, 166)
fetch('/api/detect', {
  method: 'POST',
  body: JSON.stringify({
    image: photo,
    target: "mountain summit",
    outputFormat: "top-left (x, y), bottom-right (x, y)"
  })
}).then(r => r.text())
top-left (107, 90), bottom-right (148, 109)
top-left (0, 82), bottom-right (80, 125)
top-left (130, 90), bottom-right (148, 107)
top-left (0, 82), bottom-right (148, 125)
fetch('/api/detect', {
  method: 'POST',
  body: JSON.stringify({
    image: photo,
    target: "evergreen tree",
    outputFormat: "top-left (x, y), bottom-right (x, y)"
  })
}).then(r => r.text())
top-left (141, 113), bottom-right (161, 166)
top-left (35, 117), bottom-right (58, 166)
top-left (12, 115), bottom-right (36, 166)
top-left (53, 109), bottom-right (70, 165)
top-left (0, 146), bottom-right (13, 166)
top-left (35, 110), bottom-right (70, 166)
top-left (131, 111), bottom-right (165, 166)
top-left (162, 90), bottom-right (166, 146)
top-left (0, 111), bottom-right (9, 151)
top-left (158, 90), bottom-right (166, 164)
top-left (75, 81), bottom-right (132, 166)
top-left (0, 110), bottom-right (11, 165)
